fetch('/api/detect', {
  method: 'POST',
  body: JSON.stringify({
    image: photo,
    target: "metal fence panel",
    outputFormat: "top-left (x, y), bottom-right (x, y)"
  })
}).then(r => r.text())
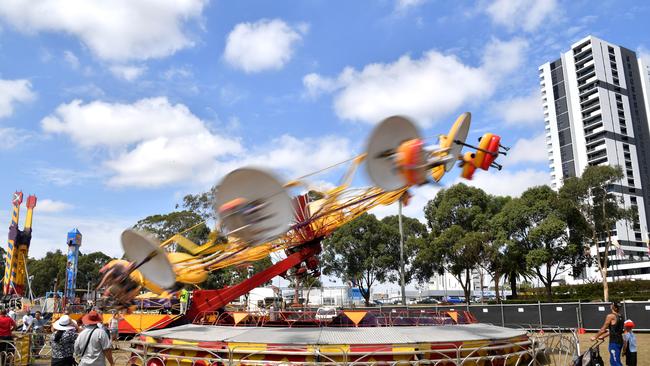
top-left (467, 305), bottom-right (503, 325)
top-left (622, 302), bottom-right (650, 330)
top-left (580, 302), bottom-right (611, 330)
top-left (502, 304), bottom-right (540, 327)
top-left (540, 303), bottom-right (580, 329)
top-left (435, 305), bottom-right (467, 313)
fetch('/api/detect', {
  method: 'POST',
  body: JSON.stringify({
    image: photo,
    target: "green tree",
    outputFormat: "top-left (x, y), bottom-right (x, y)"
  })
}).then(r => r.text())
top-left (289, 274), bottom-right (322, 306)
top-left (133, 210), bottom-right (210, 247)
top-left (481, 196), bottom-right (511, 302)
top-left (492, 194), bottom-right (538, 299)
top-left (559, 166), bottom-right (634, 301)
top-left (381, 215), bottom-right (427, 284)
top-left (177, 192), bottom-right (215, 220)
top-left (76, 251), bottom-right (113, 292)
top-left (202, 256), bottom-right (273, 289)
top-left (321, 213), bottom-right (400, 306)
top-left (27, 250), bottom-right (67, 297)
top-left (416, 184), bottom-right (493, 304)
top-left (521, 186), bottom-right (589, 300)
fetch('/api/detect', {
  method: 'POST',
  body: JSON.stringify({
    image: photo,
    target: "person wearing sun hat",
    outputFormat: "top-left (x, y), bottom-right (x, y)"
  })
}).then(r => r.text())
top-left (73, 310), bottom-right (114, 366)
top-left (622, 319), bottom-right (637, 366)
top-left (51, 315), bottom-right (78, 366)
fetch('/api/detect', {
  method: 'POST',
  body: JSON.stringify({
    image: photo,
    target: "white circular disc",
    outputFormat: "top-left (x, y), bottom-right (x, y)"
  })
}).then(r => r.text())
top-left (365, 116), bottom-right (421, 191)
top-left (121, 229), bottom-right (176, 290)
top-left (214, 168), bottom-right (293, 245)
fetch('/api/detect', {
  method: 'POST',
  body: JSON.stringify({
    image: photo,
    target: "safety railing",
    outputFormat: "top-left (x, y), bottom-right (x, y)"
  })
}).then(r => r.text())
top-left (125, 325), bottom-right (579, 365)
top-left (193, 309), bottom-right (475, 328)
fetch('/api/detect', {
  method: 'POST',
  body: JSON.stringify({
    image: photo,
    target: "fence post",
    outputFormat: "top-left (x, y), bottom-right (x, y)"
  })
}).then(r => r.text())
top-left (538, 301), bottom-right (543, 328)
top-left (623, 301), bottom-right (628, 320)
top-left (500, 302), bottom-right (505, 327)
top-left (578, 300), bottom-right (583, 329)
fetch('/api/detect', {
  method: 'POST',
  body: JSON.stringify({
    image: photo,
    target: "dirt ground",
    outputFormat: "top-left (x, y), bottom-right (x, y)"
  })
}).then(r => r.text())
top-left (577, 332), bottom-right (648, 366)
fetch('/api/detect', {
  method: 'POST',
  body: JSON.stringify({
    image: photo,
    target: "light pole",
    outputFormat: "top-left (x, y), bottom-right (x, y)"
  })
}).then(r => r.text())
top-left (399, 199), bottom-right (406, 306)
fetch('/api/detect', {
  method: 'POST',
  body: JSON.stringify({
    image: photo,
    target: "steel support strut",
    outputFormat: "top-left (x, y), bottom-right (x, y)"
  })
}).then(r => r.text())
top-left (186, 239), bottom-right (322, 322)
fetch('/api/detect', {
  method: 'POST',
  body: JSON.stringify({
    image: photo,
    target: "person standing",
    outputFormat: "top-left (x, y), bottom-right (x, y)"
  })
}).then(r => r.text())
top-left (108, 311), bottom-right (122, 348)
top-left (51, 315), bottom-right (78, 366)
top-left (74, 310), bottom-right (114, 366)
top-left (0, 309), bottom-right (16, 363)
top-left (591, 301), bottom-right (624, 366)
top-left (31, 311), bottom-right (47, 357)
top-left (21, 312), bottom-right (33, 332)
top-left (179, 288), bottom-right (189, 314)
top-left (622, 319), bottom-right (637, 366)
top-left (7, 308), bottom-right (16, 323)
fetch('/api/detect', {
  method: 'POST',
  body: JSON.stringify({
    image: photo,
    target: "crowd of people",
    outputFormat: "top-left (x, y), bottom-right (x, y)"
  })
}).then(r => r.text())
top-left (0, 308), bottom-right (123, 366)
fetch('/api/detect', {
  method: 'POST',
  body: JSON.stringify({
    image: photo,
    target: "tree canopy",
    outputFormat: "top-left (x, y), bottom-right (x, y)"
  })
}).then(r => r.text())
top-left (559, 165), bottom-right (634, 301)
top-left (415, 183), bottom-right (500, 303)
top-left (321, 213), bottom-right (401, 306)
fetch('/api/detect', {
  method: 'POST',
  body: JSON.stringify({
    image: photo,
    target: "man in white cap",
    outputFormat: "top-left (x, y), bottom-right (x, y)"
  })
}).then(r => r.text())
top-left (51, 315), bottom-right (78, 366)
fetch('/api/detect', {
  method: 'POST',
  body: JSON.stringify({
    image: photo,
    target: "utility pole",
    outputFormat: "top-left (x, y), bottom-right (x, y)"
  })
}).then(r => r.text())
top-left (399, 199), bottom-right (406, 306)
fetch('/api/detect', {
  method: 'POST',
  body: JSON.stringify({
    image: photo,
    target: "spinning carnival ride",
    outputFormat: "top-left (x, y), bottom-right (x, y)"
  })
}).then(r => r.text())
top-left (107, 112), bottom-right (508, 320)
top-left (95, 113), bottom-right (572, 365)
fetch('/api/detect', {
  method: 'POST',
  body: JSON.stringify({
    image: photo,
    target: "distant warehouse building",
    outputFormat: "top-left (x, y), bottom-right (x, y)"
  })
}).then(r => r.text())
top-left (539, 35), bottom-right (650, 281)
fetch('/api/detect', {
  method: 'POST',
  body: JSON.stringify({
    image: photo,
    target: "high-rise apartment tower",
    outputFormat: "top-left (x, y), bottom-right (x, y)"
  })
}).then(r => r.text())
top-left (539, 35), bottom-right (650, 281)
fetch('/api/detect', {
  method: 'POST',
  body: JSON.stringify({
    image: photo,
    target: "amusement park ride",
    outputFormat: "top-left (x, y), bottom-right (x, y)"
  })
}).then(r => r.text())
top-left (3, 191), bottom-right (37, 300)
top-left (85, 113), bottom-right (571, 365)
top-left (102, 112), bottom-right (510, 320)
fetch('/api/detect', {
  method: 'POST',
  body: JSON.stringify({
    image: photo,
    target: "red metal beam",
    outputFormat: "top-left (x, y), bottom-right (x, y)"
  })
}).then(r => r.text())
top-left (186, 239), bottom-right (321, 322)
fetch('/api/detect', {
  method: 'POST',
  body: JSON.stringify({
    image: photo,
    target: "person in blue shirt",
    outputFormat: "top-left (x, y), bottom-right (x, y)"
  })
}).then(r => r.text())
top-left (622, 319), bottom-right (637, 366)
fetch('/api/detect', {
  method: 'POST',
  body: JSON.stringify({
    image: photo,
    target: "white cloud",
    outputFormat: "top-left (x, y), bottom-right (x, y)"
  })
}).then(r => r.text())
top-left (0, 127), bottom-right (31, 149)
top-left (162, 66), bottom-right (192, 80)
top-left (33, 167), bottom-right (98, 186)
top-left (486, 0), bottom-right (557, 32)
top-left (503, 134), bottom-right (547, 165)
top-left (0, 79), bottom-right (35, 118)
top-left (303, 38), bottom-right (527, 126)
top-left (42, 97), bottom-right (221, 148)
top-left (38, 199), bottom-right (73, 213)
top-left (41, 97), bottom-right (244, 188)
top-left (224, 19), bottom-right (306, 73)
top-left (395, 0), bottom-right (427, 11)
top-left (238, 135), bottom-right (354, 179)
top-left (63, 50), bottom-right (80, 69)
top-left (105, 133), bottom-right (242, 187)
top-left (462, 168), bottom-right (550, 197)
top-left (40, 97), bottom-right (355, 188)
top-left (0, 0), bottom-right (207, 61)
top-left (29, 212), bottom-right (133, 258)
top-left (494, 91), bottom-right (543, 126)
top-left (109, 64), bottom-right (147, 81)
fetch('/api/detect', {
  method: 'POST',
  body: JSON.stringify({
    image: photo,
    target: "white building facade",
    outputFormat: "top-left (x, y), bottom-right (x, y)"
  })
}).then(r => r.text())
top-left (539, 36), bottom-right (650, 282)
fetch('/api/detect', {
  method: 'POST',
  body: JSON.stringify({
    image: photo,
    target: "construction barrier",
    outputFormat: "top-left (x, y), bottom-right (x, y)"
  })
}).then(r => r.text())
top-left (365, 301), bottom-right (650, 331)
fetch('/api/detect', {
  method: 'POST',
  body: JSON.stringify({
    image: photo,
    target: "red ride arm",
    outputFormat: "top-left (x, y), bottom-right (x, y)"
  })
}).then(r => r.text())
top-left (186, 240), bottom-right (321, 322)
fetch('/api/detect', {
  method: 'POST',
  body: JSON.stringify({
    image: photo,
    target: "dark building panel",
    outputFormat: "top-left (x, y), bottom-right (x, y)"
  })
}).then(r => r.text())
top-left (620, 47), bottom-right (650, 233)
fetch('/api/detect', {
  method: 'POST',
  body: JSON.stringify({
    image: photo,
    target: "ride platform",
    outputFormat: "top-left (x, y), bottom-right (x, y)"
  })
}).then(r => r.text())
top-left (129, 323), bottom-right (539, 365)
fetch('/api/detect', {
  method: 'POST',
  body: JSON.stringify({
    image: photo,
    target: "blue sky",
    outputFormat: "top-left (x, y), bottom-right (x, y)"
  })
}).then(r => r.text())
top-left (1, 0), bottom-right (649, 259)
